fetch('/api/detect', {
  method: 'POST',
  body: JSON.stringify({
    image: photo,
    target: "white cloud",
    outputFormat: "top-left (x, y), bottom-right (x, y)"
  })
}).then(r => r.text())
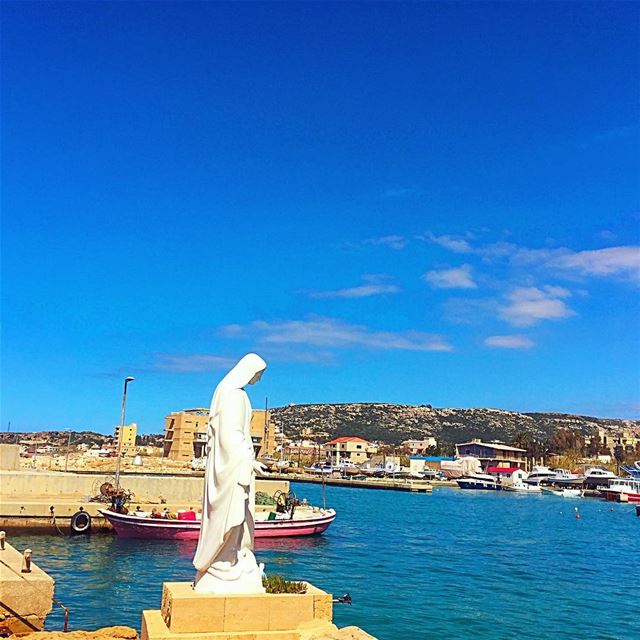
top-left (550, 246), bottom-right (640, 280)
top-left (484, 335), bottom-right (535, 349)
top-left (221, 317), bottom-right (453, 352)
top-left (499, 287), bottom-right (575, 327)
top-left (424, 232), bottom-right (473, 253)
top-left (362, 235), bottom-right (407, 250)
top-left (542, 285), bottom-right (571, 298)
top-left (476, 241), bottom-right (640, 283)
top-left (153, 354), bottom-right (236, 373)
top-left (424, 265), bottom-right (477, 289)
top-left (309, 275), bottom-right (400, 299)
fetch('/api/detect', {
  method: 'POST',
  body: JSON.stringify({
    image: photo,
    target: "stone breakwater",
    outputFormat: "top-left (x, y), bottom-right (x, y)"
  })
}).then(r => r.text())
top-left (14, 626), bottom-right (376, 640)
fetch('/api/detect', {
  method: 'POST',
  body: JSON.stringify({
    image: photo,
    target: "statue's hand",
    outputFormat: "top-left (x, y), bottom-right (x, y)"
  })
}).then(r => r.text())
top-left (253, 461), bottom-right (269, 475)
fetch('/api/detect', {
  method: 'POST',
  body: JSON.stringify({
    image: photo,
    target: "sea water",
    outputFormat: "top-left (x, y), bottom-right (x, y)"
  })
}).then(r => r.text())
top-left (12, 485), bottom-right (639, 640)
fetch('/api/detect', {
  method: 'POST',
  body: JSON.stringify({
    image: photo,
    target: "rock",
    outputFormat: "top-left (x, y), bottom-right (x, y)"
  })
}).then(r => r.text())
top-left (301, 623), bottom-right (378, 640)
top-left (13, 626), bottom-right (138, 640)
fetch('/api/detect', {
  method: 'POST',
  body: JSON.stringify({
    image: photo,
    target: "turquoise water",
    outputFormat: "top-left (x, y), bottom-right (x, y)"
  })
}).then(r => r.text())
top-left (12, 484), bottom-right (639, 640)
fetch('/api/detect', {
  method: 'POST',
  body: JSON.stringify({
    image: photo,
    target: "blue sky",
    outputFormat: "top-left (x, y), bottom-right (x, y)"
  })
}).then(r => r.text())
top-left (2, 1), bottom-right (639, 434)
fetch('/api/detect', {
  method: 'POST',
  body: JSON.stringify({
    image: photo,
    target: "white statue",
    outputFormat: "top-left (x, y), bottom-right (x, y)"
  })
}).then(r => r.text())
top-left (193, 353), bottom-right (268, 594)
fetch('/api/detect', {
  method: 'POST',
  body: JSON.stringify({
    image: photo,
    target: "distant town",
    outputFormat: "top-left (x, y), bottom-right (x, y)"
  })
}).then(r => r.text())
top-left (3, 403), bottom-right (639, 476)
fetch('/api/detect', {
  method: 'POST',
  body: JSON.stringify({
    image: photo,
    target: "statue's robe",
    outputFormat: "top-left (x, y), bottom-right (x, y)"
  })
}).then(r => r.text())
top-left (193, 354), bottom-right (266, 593)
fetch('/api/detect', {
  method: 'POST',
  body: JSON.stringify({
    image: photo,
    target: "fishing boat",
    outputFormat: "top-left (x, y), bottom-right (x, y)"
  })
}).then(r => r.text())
top-left (599, 478), bottom-right (640, 503)
top-left (540, 487), bottom-right (583, 498)
top-left (98, 505), bottom-right (337, 540)
top-left (456, 472), bottom-right (501, 490)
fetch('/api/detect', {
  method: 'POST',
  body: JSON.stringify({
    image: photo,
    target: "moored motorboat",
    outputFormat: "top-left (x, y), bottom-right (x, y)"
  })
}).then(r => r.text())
top-left (540, 487), bottom-right (582, 498)
top-left (98, 505), bottom-right (337, 540)
top-left (599, 478), bottom-right (640, 503)
top-left (621, 461), bottom-right (640, 479)
top-left (545, 468), bottom-right (584, 486)
top-left (304, 464), bottom-right (333, 475)
top-left (503, 482), bottom-right (541, 493)
top-left (582, 467), bottom-right (619, 490)
top-left (457, 472), bottom-right (501, 490)
top-left (524, 466), bottom-right (556, 485)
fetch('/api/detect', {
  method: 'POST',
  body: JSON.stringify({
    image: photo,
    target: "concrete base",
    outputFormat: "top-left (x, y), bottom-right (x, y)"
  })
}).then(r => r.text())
top-left (141, 581), bottom-right (334, 640)
top-left (0, 541), bottom-right (54, 633)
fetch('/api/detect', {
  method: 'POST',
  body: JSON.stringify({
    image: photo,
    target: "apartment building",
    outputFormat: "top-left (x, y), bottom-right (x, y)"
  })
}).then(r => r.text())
top-left (324, 436), bottom-right (377, 465)
top-left (163, 408), bottom-right (276, 462)
top-left (114, 422), bottom-right (137, 454)
top-left (455, 439), bottom-right (527, 470)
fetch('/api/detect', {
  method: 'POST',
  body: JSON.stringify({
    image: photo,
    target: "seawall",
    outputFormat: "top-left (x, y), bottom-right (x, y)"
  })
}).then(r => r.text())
top-left (0, 470), bottom-right (288, 534)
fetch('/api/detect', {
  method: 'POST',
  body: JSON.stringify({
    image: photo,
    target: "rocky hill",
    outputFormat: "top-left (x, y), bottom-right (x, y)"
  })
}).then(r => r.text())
top-left (269, 403), bottom-right (639, 447)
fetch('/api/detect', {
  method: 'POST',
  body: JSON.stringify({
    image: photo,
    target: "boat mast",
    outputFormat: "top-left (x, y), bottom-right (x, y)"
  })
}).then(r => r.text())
top-left (263, 396), bottom-right (268, 458)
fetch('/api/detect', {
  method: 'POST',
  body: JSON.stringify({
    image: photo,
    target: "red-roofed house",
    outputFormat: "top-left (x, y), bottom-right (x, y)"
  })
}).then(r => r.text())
top-left (324, 436), bottom-right (377, 465)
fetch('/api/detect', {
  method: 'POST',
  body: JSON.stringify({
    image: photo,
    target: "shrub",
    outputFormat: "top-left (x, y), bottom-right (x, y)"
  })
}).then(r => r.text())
top-left (262, 575), bottom-right (307, 594)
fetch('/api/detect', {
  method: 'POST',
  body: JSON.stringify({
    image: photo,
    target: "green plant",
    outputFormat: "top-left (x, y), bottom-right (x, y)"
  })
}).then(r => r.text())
top-left (262, 575), bottom-right (307, 594)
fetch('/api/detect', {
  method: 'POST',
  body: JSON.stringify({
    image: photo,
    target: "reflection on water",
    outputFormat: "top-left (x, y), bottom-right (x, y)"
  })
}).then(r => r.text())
top-left (172, 534), bottom-right (329, 559)
top-left (11, 484), bottom-right (639, 640)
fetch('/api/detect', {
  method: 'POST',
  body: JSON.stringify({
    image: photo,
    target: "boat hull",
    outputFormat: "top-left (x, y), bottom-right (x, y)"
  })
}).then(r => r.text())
top-left (503, 485), bottom-right (541, 493)
top-left (456, 480), bottom-right (501, 490)
top-left (540, 488), bottom-right (582, 498)
top-left (600, 489), bottom-right (640, 503)
top-left (98, 509), bottom-right (336, 540)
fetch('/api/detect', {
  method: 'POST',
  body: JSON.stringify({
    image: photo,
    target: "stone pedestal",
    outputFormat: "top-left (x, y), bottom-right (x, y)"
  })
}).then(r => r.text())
top-left (141, 581), bottom-right (335, 640)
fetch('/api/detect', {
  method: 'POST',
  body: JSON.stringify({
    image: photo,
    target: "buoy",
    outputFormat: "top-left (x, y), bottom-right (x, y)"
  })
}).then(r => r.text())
top-left (70, 508), bottom-right (92, 535)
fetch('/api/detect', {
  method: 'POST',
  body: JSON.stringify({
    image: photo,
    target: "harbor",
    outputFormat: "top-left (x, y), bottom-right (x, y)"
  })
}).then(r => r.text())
top-left (5, 483), bottom-right (638, 640)
top-left (3, 2), bottom-right (640, 639)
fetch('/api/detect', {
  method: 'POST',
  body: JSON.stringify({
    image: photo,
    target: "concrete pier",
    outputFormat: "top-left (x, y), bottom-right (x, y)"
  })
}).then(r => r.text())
top-left (269, 474), bottom-right (436, 493)
top-left (0, 538), bottom-right (55, 633)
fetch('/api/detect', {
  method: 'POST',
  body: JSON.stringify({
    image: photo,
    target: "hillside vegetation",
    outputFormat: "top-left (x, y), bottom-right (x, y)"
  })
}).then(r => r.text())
top-left (270, 403), bottom-right (638, 447)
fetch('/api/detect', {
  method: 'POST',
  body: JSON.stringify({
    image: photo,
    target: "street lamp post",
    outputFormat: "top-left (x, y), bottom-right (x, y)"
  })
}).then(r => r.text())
top-left (115, 376), bottom-right (135, 490)
top-left (64, 430), bottom-right (72, 472)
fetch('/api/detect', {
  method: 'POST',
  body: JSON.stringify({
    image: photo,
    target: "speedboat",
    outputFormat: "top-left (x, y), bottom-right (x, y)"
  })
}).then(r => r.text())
top-left (546, 468), bottom-right (584, 486)
top-left (583, 467), bottom-right (619, 489)
top-left (503, 482), bottom-right (541, 493)
top-left (540, 487), bottom-right (583, 498)
top-left (99, 504), bottom-right (337, 540)
top-left (524, 466), bottom-right (557, 485)
top-left (599, 478), bottom-right (640, 503)
top-left (457, 473), bottom-right (501, 490)
top-left (412, 468), bottom-right (438, 481)
top-left (335, 460), bottom-right (361, 476)
top-left (304, 464), bottom-right (333, 475)
top-left (359, 465), bottom-right (386, 478)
